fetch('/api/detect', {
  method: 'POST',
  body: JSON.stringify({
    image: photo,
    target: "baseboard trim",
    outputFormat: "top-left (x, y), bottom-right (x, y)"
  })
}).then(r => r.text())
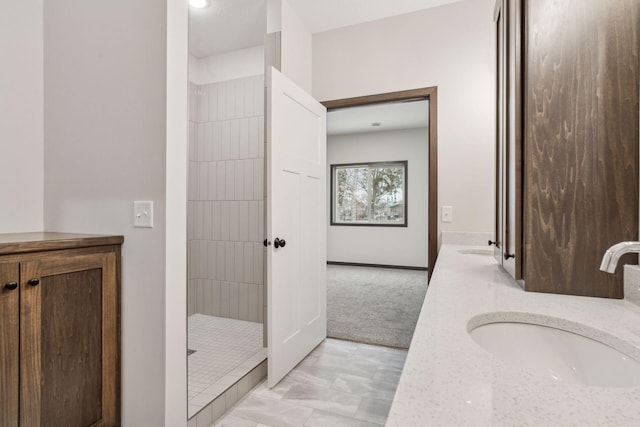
top-left (327, 261), bottom-right (428, 271)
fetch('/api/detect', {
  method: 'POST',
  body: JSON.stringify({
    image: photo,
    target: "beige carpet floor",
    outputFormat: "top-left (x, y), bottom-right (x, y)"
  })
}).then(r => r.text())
top-left (327, 265), bottom-right (428, 349)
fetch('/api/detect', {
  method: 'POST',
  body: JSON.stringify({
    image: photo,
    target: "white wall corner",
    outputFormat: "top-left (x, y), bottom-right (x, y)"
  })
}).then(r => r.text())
top-left (279, 0), bottom-right (313, 93)
top-left (267, 0), bottom-right (282, 33)
top-left (312, 0), bottom-right (496, 235)
top-left (165, 0), bottom-right (189, 425)
top-left (189, 46), bottom-right (265, 85)
top-left (0, 0), bottom-right (45, 233)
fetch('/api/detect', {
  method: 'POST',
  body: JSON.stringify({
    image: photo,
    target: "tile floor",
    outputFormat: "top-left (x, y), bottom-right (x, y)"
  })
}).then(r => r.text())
top-left (189, 314), bottom-right (267, 417)
top-left (213, 338), bottom-right (407, 426)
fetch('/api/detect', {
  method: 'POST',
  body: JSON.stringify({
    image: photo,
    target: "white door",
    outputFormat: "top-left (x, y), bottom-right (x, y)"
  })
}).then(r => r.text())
top-left (267, 67), bottom-right (327, 387)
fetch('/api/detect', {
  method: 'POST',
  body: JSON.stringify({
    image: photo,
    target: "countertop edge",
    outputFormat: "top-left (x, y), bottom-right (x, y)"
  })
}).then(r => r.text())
top-left (0, 232), bottom-right (125, 255)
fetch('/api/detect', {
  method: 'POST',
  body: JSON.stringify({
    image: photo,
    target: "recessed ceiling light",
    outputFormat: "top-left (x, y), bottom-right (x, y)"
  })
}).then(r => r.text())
top-left (189, 0), bottom-right (210, 8)
top-left (371, 122), bottom-right (382, 127)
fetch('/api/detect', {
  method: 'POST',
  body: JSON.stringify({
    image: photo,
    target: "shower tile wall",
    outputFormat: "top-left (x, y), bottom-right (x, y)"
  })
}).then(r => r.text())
top-left (188, 75), bottom-right (265, 323)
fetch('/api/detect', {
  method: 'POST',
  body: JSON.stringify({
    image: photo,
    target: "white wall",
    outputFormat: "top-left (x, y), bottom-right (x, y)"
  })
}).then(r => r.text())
top-left (43, 1), bottom-right (168, 425)
top-left (0, 0), bottom-right (44, 233)
top-left (314, 0), bottom-right (496, 239)
top-left (165, 0), bottom-right (189, 424)
top-left (328, 128), bottom-right (429, 267)
top-left (189, 45), bottom-right (264, 85)
top-left (266, 0), bottom-right (313, 92)
top-left (280, 0), bottom-right (312, 92)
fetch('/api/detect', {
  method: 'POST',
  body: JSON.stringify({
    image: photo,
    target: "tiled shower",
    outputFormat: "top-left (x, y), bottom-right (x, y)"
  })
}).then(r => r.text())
top-left (187, 74), bottom-right (267, 420)
top-left (187, 75), bottom-right (265, 322)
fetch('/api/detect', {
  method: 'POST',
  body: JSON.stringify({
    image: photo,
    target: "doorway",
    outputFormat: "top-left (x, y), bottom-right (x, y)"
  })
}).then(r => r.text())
top-left (322, 89), bottom-right (438, 348)
top-left (186, 0), bottom-right (268, 419)
top-left (323, 88), bottom-right (438, 276)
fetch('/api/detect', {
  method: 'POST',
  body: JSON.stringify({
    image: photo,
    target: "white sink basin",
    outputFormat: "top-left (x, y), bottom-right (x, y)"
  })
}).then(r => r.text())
top-left (468, 321), bottom-right (640, 387)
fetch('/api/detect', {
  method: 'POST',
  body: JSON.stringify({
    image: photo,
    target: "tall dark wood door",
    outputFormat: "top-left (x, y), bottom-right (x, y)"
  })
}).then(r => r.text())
top-left (0, 262), bottom-right (19, 427)
top-left (524, 0), bottom-right (639, 297)
top-left (20, 252), bottom-right (119, 427)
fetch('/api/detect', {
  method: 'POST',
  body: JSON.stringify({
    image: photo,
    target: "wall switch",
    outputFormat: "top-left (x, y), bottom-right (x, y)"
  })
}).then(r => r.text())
top-left (134, 201), bottom-right (154, 228)
top-left (442, 205), bottom-right (453, 223)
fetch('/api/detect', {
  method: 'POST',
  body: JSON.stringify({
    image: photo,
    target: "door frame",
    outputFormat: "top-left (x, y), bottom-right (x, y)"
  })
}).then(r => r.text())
top-left (322, 87), bottom-right (438, 280)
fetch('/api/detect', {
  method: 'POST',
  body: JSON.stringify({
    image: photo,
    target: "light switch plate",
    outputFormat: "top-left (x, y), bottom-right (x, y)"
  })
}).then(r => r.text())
top-left (134, 201), bottom-right (154, 228)
top-left (442, 205), bottom-right (453, 223)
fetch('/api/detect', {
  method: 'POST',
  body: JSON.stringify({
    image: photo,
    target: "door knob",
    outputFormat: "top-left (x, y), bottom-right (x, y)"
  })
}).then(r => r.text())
top-left (28, 278), bottom-right (40, 286)
top-left (4, 281), bottom-right (18, 291)
top-left (274, 238), bottom-right (286, 249)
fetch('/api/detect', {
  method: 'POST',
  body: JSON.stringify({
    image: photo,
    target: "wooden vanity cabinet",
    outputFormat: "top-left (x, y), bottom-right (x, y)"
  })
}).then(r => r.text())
top-left (494, 0), bottom-right (639, 297)
top-left (0, 233), bottom-right (123, 427)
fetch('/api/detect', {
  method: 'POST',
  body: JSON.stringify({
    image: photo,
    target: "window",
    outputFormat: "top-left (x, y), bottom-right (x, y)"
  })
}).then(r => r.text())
top-left (331, 161), bottom-right (407, 226)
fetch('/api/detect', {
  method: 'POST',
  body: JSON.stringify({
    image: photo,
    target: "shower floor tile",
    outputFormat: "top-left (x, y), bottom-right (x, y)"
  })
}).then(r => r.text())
top-left (188, 314), bottom-right (266, 418)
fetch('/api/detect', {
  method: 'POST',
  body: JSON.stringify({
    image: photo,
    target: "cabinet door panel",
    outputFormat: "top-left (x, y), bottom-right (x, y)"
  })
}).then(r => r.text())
top-left (524, 0), bottom-right (639, 297)
top-left (0, 262), bottom-right (19, 427)
top-left (20, 252), bottom-right (118, 427)
top-left (41, 268), bottom-right (103, 426)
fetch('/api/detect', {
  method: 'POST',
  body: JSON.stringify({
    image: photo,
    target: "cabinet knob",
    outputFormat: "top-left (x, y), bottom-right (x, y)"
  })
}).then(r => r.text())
top-left (4, 281), bottom-right (18, 291)
top-left (28, 278), bottom-right (40, 286)
top-left (274, 238), bottom-right (286, 249)
top-left (504, 253), bottom-right (515, 260)
top-left (488, 240), bottom-right (496, 246)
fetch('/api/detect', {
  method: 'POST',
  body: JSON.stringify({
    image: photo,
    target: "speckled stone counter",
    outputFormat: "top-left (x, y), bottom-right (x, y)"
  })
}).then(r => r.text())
top-left (386, 245), bottom-right (640, 426)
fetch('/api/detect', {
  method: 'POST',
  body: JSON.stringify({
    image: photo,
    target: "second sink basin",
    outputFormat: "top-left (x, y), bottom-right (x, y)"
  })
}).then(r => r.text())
top-left (468, 320), bottom-right (640, 388)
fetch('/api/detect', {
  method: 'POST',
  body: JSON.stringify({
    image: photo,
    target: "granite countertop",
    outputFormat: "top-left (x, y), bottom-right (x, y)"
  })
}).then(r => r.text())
top-left (386, 245), bottom-right (640, 426)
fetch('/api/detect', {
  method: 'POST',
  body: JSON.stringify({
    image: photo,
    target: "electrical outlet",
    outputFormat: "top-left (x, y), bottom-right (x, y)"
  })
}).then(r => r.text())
top-left (442, 205), bottom-right (453, 223)
top-left (134, 201), bottom-right (154, 228)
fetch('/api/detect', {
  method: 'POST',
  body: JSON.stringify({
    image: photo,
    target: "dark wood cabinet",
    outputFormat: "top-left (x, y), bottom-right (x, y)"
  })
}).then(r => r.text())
top-left (0, 233), bottom-right (123, 427)
top-left (494, 0), bottom-right (639, 297)
top-left (0, 262), bottom-right (20, 427)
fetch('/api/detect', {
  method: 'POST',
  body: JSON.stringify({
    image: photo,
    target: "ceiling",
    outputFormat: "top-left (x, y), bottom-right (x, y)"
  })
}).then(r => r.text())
top-left (189, 0), bottom-right (266, 58)
top-left (189, 0), bottom-right (463, 58)
top-left (287, 0), bottom-right (463, 33)
top-left (327, 100), bottom-right (429, 136)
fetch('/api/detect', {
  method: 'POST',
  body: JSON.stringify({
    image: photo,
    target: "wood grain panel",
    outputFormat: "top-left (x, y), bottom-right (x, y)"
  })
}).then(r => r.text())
top-left (0, 245), bottom-right (121, 264)
top-left (0, 233), bottom-right (123, 256)
top-left (524, 0), bottom-right (639, 297)
top-left (20, 260), bottom-right (43, 427)
top-left (20, 251), bottom-right (121, 427)
top-left (40, 268), bottom-right (103, 427)
top-left (101, 251), bottom-right (120, 425)
top-left (0, 262), bottom-right (19, 427)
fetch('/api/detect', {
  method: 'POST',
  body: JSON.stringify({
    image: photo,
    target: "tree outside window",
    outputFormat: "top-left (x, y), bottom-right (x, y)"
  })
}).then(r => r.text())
top-left (331, 161), bottom-right (407, 226)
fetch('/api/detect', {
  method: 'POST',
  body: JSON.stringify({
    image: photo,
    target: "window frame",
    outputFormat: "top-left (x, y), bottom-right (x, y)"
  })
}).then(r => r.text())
top-left (330, 160), bottom-right (408, 227)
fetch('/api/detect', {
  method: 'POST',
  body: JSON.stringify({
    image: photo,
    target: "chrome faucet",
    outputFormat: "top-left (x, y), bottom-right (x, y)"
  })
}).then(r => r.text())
top-left (600, 242), bottom-right (640, 274)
